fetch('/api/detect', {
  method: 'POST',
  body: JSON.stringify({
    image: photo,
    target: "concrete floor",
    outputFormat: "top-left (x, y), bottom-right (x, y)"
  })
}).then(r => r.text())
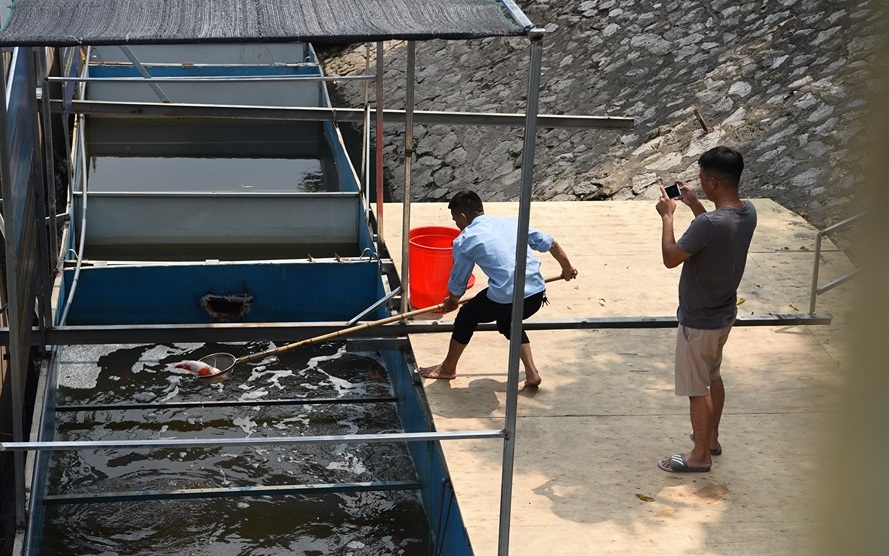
top-left (384, 199), bottom-right (853, 555)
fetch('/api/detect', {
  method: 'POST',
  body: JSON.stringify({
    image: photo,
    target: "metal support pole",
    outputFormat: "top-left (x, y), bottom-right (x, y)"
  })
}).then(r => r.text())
top-left (28, 48), bottom-right (53, 331)
top-left (360, 44), bottom-right (372, 218)
top-left (500, 0), bottom-right (535, 28)
top-left (37, 49), bottom-right (59, 280)
top-left (0, 312), bottom-right (835, 347)
top-left (375, 42), bottom-right (385, 246)
top-left (1, 429), bottom-right (506, 452)
top-left (48, 74), bottom-right (377, 84)
top-left (0, 48), bottom-right (28, 529)
top-left (809, 233), bottom-right (823, 314)
top-left (363, 107), bottom-right (372, 216)
top-left (58, 99), bottom-right (635, 129)
top-left (498, 30), bottom-right (545, 556)
top-left (118, 45), bottom-right (171, 103)
top-left (401, 42), bottom-right (416, 314)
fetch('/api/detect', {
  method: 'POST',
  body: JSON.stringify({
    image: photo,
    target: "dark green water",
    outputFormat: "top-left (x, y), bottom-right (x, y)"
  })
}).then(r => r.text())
top-left (40, 342), bottom-right (430, 555)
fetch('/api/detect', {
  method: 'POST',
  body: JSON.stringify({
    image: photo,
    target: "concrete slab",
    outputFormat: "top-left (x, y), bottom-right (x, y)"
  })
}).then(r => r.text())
top-left (383, 200), bottom-right (852, 555)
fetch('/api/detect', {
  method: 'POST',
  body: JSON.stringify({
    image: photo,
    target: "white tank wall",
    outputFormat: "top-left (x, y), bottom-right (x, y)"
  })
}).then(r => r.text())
top-left (88, 43), bottom-right (312, 65)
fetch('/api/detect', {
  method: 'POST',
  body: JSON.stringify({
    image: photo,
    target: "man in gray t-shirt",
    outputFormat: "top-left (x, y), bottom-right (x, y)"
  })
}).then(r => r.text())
top-left (655, 146), bottom-right (757, 473)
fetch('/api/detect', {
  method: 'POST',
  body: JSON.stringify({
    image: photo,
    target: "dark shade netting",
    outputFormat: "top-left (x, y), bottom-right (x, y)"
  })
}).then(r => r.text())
top-left (0, 0), bottom-right (532, 47)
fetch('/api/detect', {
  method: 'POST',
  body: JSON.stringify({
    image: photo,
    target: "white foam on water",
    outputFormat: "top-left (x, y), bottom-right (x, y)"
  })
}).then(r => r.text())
top-left (273, 415), bottom-right (309, 430)
top-left (160, 375), bottom-right (183, 402)
top-left (45, 341), bottom-right (427, 553)
top-left (303, 345), bottom-right (362, 397)
top-left (237, 387), bottom-right (269, 401)
top-left (326, 374), bottom-right (355, 396)
top-left (133, 345), bottom-right (183, 373)
top-left (57, 361), bottom-right (102, 389)
top-left (255, 355), bottom-right (278, 366)
top-left (326, 447), bottom-right (368, 475)
top-left (57, 345), bottom-right (103, 389)
top-left (58, 343), bottom-right (243, 390)
top-left (232, 416), bottom-right (258, 436)
top-left (247, 368), bottom-right (294, 390)
top-left (133, 391), bottom-right (154, 403)
top-left (336, 419), bottom-right (360, 435)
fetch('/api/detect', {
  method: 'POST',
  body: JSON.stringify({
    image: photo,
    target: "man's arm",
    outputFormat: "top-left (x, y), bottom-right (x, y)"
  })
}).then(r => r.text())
top-left (659, 213), bottom-right (692, 268)
top-left (548, 240), bottom-right (578, 280)
top-left (442, 291), bottom-right (462, 313)
top-left (657, 185), bottom-right (693, 269)
top-left (678, 181), bottom-right (707, 217)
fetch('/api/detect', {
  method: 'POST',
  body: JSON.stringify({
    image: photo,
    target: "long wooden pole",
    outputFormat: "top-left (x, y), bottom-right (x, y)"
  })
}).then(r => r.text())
top-left (233, 275), bottom-right (563, 365)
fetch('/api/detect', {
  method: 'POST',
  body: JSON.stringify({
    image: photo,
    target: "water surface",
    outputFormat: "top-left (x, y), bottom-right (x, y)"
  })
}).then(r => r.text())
top-left (41, 342), bottom-right (429, 555)
top-left (88, 157), bottom-right (328, 193)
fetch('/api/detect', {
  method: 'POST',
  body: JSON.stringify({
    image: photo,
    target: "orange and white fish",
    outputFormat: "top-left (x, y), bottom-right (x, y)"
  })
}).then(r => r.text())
top-left (173, 360), bottom-right (219, 377)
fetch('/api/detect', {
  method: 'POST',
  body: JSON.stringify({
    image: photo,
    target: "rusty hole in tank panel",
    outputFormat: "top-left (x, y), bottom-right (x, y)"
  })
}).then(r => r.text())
top-left (200, 292), bottom-right (254, 321)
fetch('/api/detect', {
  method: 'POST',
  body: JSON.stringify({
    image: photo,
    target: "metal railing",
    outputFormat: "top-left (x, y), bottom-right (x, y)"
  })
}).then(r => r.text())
top-left (809, 212), bottom-right (863, 314)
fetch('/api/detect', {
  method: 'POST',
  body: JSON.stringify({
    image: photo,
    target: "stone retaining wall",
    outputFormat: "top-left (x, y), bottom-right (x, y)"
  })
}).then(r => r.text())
top-left (320, 0), bottom-right (885, 233)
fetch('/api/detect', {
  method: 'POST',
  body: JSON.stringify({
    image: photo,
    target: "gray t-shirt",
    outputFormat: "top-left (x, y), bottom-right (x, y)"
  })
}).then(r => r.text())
top-left (676, 201), bottom-right (757, 329)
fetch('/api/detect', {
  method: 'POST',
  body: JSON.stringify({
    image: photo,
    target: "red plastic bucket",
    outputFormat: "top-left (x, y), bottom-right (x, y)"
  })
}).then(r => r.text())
top-left (408, 226), bottom-right (474, 309)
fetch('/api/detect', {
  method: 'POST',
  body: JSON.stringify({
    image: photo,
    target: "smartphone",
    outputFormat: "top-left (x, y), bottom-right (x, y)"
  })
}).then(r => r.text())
top-left (664, 182), bottom-right (681, 199)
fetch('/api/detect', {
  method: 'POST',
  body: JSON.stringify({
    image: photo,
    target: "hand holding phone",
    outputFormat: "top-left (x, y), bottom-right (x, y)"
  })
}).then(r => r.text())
top-left (664, 182), bottom-right (682, 199)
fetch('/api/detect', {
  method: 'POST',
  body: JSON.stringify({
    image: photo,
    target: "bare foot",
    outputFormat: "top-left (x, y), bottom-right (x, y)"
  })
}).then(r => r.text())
top-left (419, 364), bottom-right (456, 380)
top-left (523, 371), bottom-right (541, 389)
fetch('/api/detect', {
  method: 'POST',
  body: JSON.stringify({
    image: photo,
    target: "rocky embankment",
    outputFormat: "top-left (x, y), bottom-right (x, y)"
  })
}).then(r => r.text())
top-left (319, 0), bottom-right (885, 238)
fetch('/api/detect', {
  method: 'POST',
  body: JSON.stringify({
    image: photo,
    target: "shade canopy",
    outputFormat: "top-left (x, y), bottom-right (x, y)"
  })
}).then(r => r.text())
top-left (0, 0), bottom-right (533, 47)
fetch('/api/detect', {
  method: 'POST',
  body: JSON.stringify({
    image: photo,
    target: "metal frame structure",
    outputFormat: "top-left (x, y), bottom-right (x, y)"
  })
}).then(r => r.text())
top-left (0, 312), bottom-right (833, 347)
top-left (0, 1), bottom-right (835, 553)
top-left (0, 32), bottom-right (633, 555)
top-left (809, 212), bottom-right (863, 314)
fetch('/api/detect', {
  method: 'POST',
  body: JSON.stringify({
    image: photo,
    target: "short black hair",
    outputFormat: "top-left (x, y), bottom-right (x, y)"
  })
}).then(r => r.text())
top-left (698, 146), bottom-right (744, 187)
top-left (448, 190), bottom-right (484, 216)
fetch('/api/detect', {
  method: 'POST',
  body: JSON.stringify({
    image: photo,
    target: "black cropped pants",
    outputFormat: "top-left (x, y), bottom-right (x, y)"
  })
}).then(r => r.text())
top-left (452, 289), bottom-right (546, 345)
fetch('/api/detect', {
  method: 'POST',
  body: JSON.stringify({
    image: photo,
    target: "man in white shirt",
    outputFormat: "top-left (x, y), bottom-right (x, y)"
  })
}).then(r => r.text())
top-left (419, 190), bottom-right (578, 388)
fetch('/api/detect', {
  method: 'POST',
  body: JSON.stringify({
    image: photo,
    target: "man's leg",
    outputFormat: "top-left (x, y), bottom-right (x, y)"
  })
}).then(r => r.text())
top-left (709, 377), bottom-right (725, 450)
top-left (659, 324), bottom-right (715, 471)
top-left (687, 394), bottom-right (714, 468)
top-left (419, 339), bottom-right (468, 379)
top-left (420, 292), bottom-right (494, 380)
top-left (498, 291), bottom-right (545, 387)
top-left (519, 343), bottom-right (541, 388)
top-left (706, 322), bottom-right (732, 449)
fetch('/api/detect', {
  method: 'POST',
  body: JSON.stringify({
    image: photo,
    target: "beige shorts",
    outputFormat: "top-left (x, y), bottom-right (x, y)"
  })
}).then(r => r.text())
top-left (674, 322), bottom-right (734, 396)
